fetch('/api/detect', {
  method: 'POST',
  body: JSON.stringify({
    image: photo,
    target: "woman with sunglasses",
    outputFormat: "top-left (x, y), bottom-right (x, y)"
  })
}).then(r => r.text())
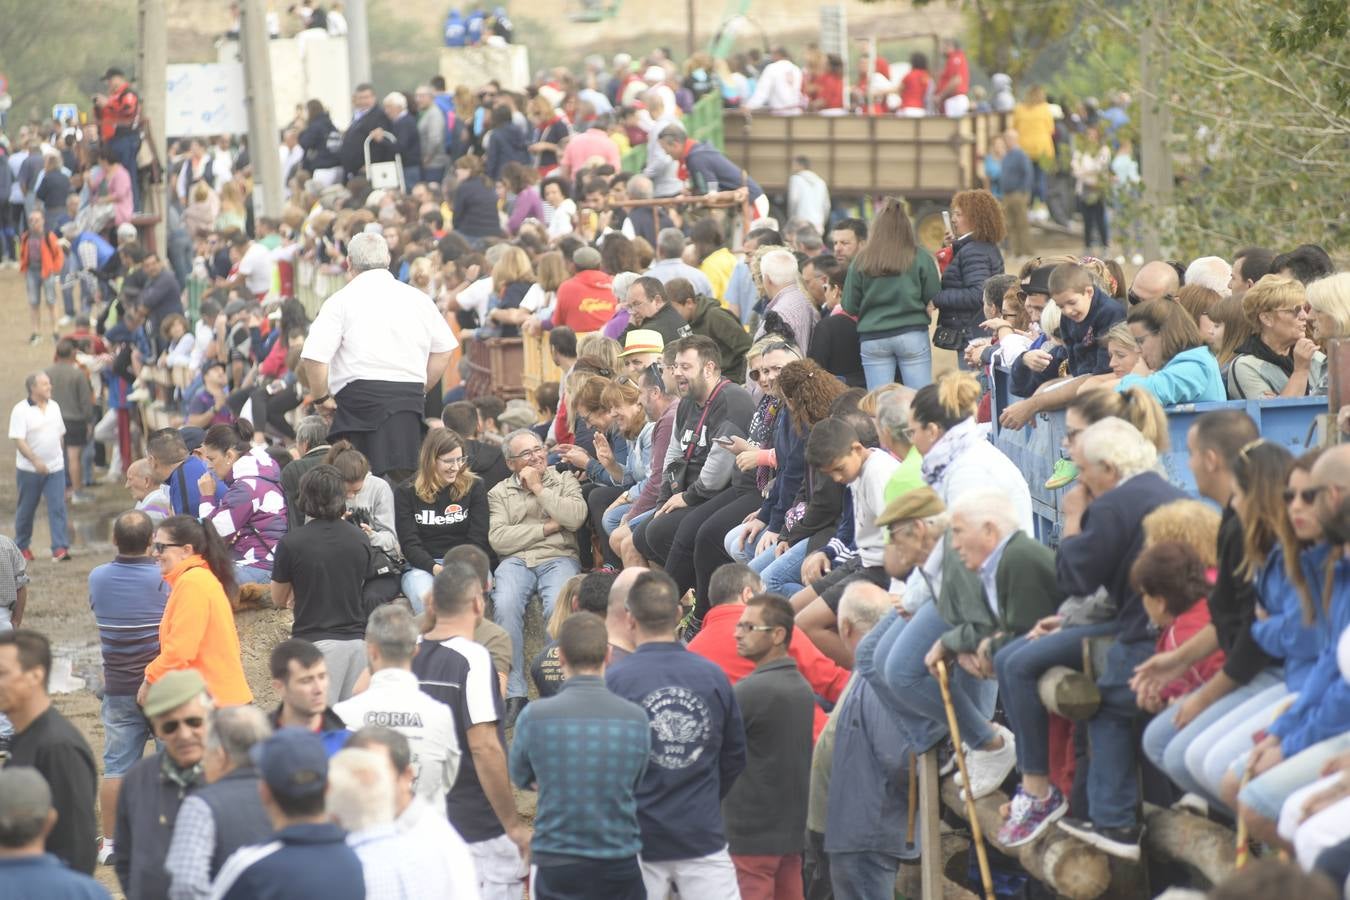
top-left (1227, 275), bottom-right (1326, 400)
top-left (1140, 444), bottom-right (1325, 807)
top-left (394, 429), bottom-right (490, 612)
top-left (139, 515), bottom-right (252, 707)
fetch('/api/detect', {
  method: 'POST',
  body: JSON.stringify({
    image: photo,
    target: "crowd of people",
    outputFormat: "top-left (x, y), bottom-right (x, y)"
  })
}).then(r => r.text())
top-left (0, 34), bottom-right (1349, 900)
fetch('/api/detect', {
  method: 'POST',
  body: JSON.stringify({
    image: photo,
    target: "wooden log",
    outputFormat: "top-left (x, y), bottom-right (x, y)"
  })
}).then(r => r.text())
top-left (1038, 665), bottom-right (1102, 721)
top-left (1141, 803), bottom-right (1237, 888)
top-left (919, 750), bottom-right (944, 900)
top-left (940, 779), bottom-right (1111, 900)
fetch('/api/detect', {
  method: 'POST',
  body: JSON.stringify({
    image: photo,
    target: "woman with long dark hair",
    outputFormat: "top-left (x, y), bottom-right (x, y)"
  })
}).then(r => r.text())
top-left (138, 514), bottom-right (252, 706)
top-left (394, 428), bottom-right (489, 612)
top-left (450, 154), bottom-right (503, 245)
top-left (197, 420), bottom-right (288, 592)
top-left (842, 198), bottom-right (941, 389)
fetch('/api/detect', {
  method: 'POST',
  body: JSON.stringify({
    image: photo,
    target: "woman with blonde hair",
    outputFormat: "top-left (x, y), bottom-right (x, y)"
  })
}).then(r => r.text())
top-left (393, 429), bottom-right (489, 612)
top-left (1307, 272), bottom-right (1350, 343)
top-left (1142, 500), bottom-right (1222, 570)
top-left (1047, 384), bottom-right (1170, 490)
top-left (1227, 274), bottom-right (1326, 399)
top-left (482, 245), bottom-right (544, 337)
top-left (215, 181), bottom-right (247, 233)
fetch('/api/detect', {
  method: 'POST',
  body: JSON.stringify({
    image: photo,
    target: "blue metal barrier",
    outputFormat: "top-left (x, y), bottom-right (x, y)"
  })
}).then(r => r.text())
top-left (988, 366), bottom-right (1327, 545)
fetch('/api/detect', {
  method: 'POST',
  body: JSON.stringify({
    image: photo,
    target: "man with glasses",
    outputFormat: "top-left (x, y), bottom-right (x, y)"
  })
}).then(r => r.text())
top-left (114, 669), bottom-right (210, 898)
top-left (723, 593), bottom-right (815, 899)
top-left (1128, 259), bottom-right (1181, 306)
top-left (626, 276), bottom-right (692, 347)
top-left (488, 429), bottom-right (588, 726)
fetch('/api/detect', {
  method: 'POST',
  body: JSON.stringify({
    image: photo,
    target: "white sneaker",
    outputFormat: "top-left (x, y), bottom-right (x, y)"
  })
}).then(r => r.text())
top-left (97, 837), bottom-right (115, 865)
top-left (57, 315), bottom-right (73, 327)
top-left (958, 724), bottom-right (1017, 801)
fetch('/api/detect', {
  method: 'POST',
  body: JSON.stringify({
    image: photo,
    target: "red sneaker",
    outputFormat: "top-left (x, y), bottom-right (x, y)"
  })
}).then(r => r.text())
top-left (52, 548), bottom-right (71, 562)
top-left (20, 548), bottom-right (33, 562)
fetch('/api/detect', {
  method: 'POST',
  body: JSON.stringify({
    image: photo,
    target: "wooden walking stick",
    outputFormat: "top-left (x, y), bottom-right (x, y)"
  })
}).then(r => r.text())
top-left (1234, 765), bottom-right (1254, 869)
top-left (907, 752), bottom-right (919, 851)
top-left (936, 659), bottom-right (997, 900)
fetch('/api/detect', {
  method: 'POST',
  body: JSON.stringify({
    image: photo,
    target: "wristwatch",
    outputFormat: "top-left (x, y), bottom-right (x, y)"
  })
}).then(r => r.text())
top-left (313, 394), bottom-right (331, 405)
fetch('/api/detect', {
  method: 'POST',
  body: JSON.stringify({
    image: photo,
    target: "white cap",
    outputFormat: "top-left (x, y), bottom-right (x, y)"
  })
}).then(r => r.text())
top-left (644, 65), bottom-right (666, 83)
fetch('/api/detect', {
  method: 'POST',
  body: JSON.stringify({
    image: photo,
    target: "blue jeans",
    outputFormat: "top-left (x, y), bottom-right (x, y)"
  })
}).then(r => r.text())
top-left (102, 693), bottom-right (152, 776)
top-left (15, 469), bottom-right (68, 552)
top-left (828, 850), bottom-right (901, 900)
top-left (401, 563), bottom-right (439, 615)
top-left (25, 269), bottom-right (57, 308)
top-left (1087, 637), bottom-right (1155, 828)
top-left (722, 521), bottom-right (761, 565)
top-left (1194, 684), bottom-right (1291, 801)
top-left (1141, 667), bottom-right (1285, 802)
top-left (1241, 733), bottom-right (1350, 822)
top-left (863, 604), bottom-right (998, 753)
top-left (235, 563), bottom-right (272, 586)
top-left (760, 540), bottom-right (808, 596)
top-left (994, 622), bottom-right (1118, 777)
top-left (493, 556), bottom-right (582, 698)
top-left (860, 331), bottom-right (932, 390)
top-left (603, 502), bottom-right (631, 536)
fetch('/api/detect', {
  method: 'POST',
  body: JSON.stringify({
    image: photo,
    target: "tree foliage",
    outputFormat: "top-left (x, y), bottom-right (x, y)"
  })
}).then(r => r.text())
top-left (0, 0), bottom-right (135, 126)
top-left (1078, 0), bottom-right (1350, 257)
top-left (891, 0), bottom-right (1078, 80)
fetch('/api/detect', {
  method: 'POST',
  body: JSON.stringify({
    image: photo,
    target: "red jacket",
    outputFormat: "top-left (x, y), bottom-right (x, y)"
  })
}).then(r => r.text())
top-left (1157, 599), bottom-right (1226, 702)
top-left (554, 269), bottom-right (616, 333)
top-left (688, 602), bottom-right (850, 739)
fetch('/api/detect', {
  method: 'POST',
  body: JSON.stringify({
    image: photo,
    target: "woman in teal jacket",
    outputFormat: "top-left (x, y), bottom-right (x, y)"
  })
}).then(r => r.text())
top-left (841, 198), bottom-right (942, 390)
top-left (1116, 298), bottom-right (1225, 405)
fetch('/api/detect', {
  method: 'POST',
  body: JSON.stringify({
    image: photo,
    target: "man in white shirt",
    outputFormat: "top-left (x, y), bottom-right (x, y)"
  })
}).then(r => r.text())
top-left (227, 233), bottom-right (273, 300)
top-left (8, 372), bottom-right (69, 561)
top-left (346, 726), bottom-right (480, 899)
top-left (301, 232), bottom-right (457, 480)
top-left (334, 605), bottom-right (460, 808)
top-left (787, 156), bottom-right (831, 235)
top-left (746, 47), bottom-right (805, 115)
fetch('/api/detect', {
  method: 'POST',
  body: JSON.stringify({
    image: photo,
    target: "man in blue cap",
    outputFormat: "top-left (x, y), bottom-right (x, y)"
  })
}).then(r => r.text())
top-left (209, 728), bottom-right (364, 900)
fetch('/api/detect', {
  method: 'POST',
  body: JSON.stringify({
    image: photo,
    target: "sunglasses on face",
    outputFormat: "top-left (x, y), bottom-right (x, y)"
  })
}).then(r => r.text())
top-left (158, 716), bottom-right (205, 735)
top-left (1285, 486), bottom-right (1327, 505)
top-left (153, 542), bottom-right (186, 554)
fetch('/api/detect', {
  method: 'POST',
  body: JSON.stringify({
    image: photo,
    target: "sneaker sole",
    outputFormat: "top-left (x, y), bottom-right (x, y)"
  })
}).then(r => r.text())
top-left (1001, 800), bottom-right (1067, 848)
top-left (1056, 821), bottom-right (1142, 861)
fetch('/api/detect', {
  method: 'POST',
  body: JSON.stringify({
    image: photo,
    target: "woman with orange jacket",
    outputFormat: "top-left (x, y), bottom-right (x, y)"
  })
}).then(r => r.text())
top-left (19, 208), bottom-right (64, 345)
top-left (136, 515), bottom-right (252, 707)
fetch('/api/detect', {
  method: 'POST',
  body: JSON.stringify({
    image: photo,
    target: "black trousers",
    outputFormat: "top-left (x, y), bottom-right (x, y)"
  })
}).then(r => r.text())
top-left (691, 490), bottom-right (764, 621)
top-left (633, 488), bottom-right (744, 597)
top-left (533, 855), bottom-right (645, 900)
top-left (587, 483), bottom-right (627, 568)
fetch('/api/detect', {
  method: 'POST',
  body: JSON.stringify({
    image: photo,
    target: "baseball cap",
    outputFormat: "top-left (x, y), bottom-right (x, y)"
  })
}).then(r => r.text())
top-left (572, 246), bottom-right (602, 270)
top-left (876, 486), bottom-right (946, 527)
top-left (178, 425), bottom-right (207, 452)
top-left (251, 728), bottom-right (329, 801)
top-left (143, 669), bottom-right (207, 717)
top-left (619, 329), bottom-right (664, 358)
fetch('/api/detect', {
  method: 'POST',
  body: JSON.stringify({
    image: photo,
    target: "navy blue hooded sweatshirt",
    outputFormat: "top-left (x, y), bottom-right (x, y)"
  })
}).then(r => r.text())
top-left (606, 642), bottom-right (747, 861)
top-left (1058, 286), bottom-right (1126, 378)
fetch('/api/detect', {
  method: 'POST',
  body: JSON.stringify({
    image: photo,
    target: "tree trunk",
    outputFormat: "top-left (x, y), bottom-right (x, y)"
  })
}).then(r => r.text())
top-left (1038, 665), bottom-right (1102, 720)
top-left (1141, 803), bottom-right (1237, 887)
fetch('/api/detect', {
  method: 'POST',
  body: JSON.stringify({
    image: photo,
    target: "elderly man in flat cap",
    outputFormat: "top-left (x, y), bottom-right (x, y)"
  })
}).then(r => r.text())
top-left (114, 670), bottom-right (211, 900)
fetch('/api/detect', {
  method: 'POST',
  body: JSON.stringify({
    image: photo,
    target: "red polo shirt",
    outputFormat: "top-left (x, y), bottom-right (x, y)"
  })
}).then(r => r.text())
top-left (688, 602), bottom-right (850, 740)
top-left (553, 269), bottom-right (616, 333)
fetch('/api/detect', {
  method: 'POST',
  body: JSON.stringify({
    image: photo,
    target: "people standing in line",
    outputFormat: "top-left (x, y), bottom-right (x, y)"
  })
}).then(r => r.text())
top-left (89, 510), bottom-right (170, 866)
top-left (510, 612), bottom-right (651, 899)
top-left (0, 630), bottom-right (98, 874)
top-left (9, 372), bottom-right (70, 562)
top-left (0, 767), bottom-right (110, 899)
top-left (114, 670), bottom-right (211, 900)
top-left (722, 594), bottom-right (816, 899)
top-left (139, 515), bottom-right (252, 707)
top-left (606, 571), bottom-right (747, 899)
top-left (163, 705), bottom-right (274, 900)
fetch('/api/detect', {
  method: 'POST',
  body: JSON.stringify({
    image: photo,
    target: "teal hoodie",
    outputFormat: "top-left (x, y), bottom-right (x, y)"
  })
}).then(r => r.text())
top-left (840, 250), bottom-right (941, 339)
top-left (1117, 345), bottom-right (1225, 406)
